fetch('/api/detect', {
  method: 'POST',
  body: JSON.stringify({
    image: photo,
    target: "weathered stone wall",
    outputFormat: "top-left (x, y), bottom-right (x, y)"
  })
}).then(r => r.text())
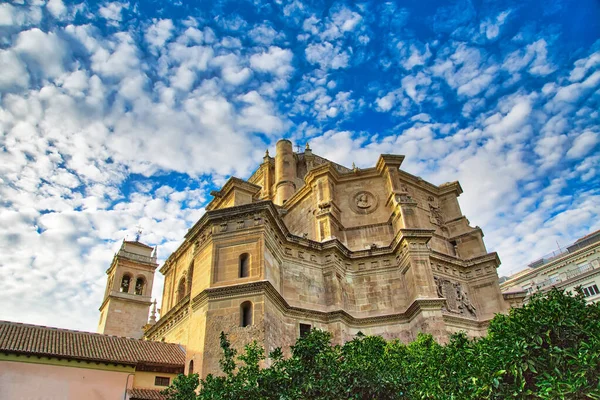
top-left (201, 294), bottom-right (265, 377)
top-left (100, 297), bottom-right (150, 339)
top-left (283, 192), bottom-right (317, 240)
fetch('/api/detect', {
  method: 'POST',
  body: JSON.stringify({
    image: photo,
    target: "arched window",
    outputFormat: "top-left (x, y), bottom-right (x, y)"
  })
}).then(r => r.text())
top-left (188, 360), bottom-right (194, 375)
top-left (177, 277), bottom-right (186, 303)
top-left (120, 274), bottom-right (131, 293)
top-left (134, 277), bottom-right (145, 295)
top-left (240, 301), bottom-right (253, 327)
top-left (187, 262), bottom-right (194, 294)
top-left (239, 253), bottom-right (250, 278)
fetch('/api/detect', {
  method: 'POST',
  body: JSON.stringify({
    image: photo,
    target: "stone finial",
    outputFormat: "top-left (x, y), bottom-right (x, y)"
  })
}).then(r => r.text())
top-left (149, 300), bottom-right (157, 324)
top-left (263, 149), bottom-right (270, 162)
top-left (305, 142), bottom-right (312, 156)
top-left (352, 162), bottom-right (359, 173)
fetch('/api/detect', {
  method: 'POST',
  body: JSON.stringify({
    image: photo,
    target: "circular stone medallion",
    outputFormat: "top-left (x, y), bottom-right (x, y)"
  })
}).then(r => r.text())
top-left (350, 191), bottom-right (378, 214)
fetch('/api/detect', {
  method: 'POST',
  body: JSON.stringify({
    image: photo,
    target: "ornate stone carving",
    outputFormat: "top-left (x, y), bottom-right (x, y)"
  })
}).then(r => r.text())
top-left (429, 204), bottom-right (444, 226)
top-left (427, 195), bottom-right (444, 226)
top-left (434, 276), bottom-right (476, 317)
top-left (350, 191), bottom-right (378, 214)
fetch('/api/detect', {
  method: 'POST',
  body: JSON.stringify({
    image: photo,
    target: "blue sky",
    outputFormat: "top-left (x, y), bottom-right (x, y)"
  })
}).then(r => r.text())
top-left (0, 0), bottom-right (599, 332)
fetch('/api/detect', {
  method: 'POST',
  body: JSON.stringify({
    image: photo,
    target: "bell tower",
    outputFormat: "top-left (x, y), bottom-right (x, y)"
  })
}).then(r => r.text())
top-left (98, 238), bottom-right (158, 338)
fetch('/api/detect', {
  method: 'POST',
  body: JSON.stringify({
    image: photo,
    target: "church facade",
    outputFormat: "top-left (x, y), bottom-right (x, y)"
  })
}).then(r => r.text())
top-left (100, 139), bottom-right (514, 377)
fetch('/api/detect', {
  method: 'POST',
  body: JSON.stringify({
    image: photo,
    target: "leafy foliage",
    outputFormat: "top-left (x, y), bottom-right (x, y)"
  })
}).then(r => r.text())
top-left (163, 289), bottom-right (600, 399)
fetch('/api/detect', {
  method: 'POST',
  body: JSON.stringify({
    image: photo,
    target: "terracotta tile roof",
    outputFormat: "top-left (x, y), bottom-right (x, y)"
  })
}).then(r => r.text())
top-left (0, 320), bottom-right (185, 367)
top-left (128, 388), bottom-right (168, 400)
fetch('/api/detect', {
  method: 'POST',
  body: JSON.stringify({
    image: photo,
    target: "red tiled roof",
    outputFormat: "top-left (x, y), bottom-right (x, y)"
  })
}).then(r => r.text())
top-left (0, 320), bottom-right (185, 367)
top-left (128, 388), bottom-right (168, 400)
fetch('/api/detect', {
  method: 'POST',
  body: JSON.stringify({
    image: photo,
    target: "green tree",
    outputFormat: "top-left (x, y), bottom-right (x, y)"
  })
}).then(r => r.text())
top-left (162, 288), bottom-right (600, 400)
top-left (160, 372), bottom-right (199, 400)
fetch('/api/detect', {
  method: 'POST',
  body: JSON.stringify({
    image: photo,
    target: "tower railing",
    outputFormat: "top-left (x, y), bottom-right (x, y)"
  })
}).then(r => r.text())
top-left (118, 249), bottom-right (157, 264)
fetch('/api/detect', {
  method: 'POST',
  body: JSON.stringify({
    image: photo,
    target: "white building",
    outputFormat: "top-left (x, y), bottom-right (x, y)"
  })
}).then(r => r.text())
top-left (500, 230), bottom-right (600, 304)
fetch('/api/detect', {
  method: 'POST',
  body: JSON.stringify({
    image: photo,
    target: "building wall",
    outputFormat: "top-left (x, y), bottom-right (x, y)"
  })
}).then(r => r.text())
top-left (501, 240), bottom-right (600, 304)
top-left (100, 297), bottom-right (152, 339)
top-left (0, 354), bottom-right (133, 400)
top-left (146, 152), bottom-right (509, 378)
top-left (133, 371), bottom-right (179, 390)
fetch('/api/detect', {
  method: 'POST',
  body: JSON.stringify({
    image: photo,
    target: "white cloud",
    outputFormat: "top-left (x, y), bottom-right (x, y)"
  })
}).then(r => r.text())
top-left (212, 54), bottom-right (252, 85)
top-left (305, 42), bottom-right (349, 69)
top-left (402, 43), bottom-right (432, 70)
top-left (250, 46), bottom-right (294, 77)
top-left (480, 10), bottom-right (510, 40)
top-left (503, 39), bottom-right (556, 76)
top-left (0, 50), bottom-right (30, 91)
top-left (566, 130), bottom-right (599, 159)
top-left (249, 22), bottom-right (284, 46)
top-left (569, 51), bottom-right (600, 82)
top-left (375, 91), bottom-right (397, 112)
top-left (145, 19), bottom-right (174, 53)
top-left (320, 6), bottom-right (362, 40)
top-left (484, 97), bottom-right (532, 136)
top-left (14, 28), bottom-right (69, 79)
top-left (46, 0), bottom-right (67, 19)
top-left (98, 2), bottom-right (128, 22)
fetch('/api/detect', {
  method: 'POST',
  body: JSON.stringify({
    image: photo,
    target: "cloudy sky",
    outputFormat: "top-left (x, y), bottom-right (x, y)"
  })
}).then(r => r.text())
top-left (0, 0), bottom-right (599, 332)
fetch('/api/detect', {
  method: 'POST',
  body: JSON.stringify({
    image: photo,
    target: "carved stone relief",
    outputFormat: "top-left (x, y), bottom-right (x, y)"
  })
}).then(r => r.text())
top-left (428, 196), bottom-right (444, 226)
top-left (434, 276), bottom-right (477, 317)
top-left (350, 191), bottom-right (378, 214)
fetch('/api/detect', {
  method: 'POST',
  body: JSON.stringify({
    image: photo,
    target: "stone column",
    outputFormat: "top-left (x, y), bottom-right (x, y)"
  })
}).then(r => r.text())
top-left (314, 176), bottom-right (341, 241)
top-left (274, 139), bottom-right (296, 205)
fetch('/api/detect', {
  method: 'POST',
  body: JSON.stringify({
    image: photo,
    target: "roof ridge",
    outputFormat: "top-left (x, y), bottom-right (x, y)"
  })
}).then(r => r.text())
top-left (0, 320), bottom-right (149, 341)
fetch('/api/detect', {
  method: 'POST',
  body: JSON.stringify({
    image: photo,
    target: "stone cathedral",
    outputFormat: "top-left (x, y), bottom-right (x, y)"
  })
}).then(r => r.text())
top-left (98, 139), bottom-right (515, 377)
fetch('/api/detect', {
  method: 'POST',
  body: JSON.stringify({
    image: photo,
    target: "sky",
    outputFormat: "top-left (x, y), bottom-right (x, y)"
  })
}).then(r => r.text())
top-left (0, 0), bottom-right (599, 332)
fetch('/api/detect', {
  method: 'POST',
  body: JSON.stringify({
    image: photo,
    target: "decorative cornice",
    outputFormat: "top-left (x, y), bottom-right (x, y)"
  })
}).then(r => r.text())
top-left (449, 227), bottom-right (484, 241)
top-left (375, 154), bottom-right (405, 173)
top-left (442, 314), bottom-right (490, 329)
top-left (148, 281), bottom-right (463, 339)
top-left (205, 177), bottom-right (262, 211)
top-left (98, 292), bottom-right (152, 311)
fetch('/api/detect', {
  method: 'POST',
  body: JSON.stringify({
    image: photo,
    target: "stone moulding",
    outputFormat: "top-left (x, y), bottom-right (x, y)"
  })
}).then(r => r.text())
top-left (148, 280), bottom-right (479, 341)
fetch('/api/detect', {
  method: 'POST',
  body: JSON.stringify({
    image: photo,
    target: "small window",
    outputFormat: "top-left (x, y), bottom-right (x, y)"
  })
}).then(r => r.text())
top-left (583, 284), bottom-right (599, 297)
top-left (239, 253), bottom-right (250, 278)
top-left (299, 323), bottom-right (311, 338)
top-left (240, 301), bottom-right (253, 327)
top-left (134, 277), bottom-right (145, 295)
top-left (120, 275), bottom-right (131, 293)
top-left (188, 360), bottom-right (194, 375)
top-left (155, 376), bottom-right (170, 386)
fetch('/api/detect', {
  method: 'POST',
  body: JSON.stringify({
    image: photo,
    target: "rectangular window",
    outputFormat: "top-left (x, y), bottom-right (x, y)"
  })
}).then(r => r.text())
top-left (155, 376), bottom-right (171, 386)
top-left (299, 323), bottom-right (311, 338)
top-left (582, 284), bottom-right (599, 297)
